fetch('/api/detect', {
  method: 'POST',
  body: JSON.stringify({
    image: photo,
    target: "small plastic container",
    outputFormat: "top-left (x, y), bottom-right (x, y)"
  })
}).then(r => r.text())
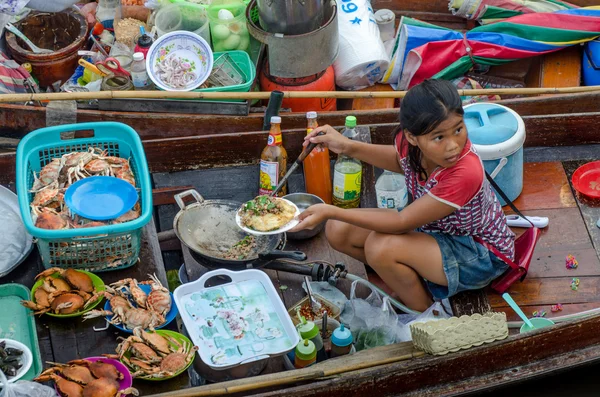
top-left (297, 316), bottom-right (327, 362)
top-left (154, 2), bottom-right (210, 43)
top-left (375, 170), bottom-right (408, 211)
top-left (374, 9), bottom-right (396, 42)
top-left (131, 52), bottom-right (150, 90)
top-left (288, 294), bottom-right (341, 327)
top-left (330, 324), bottom-right (353, 358)
top-left (207, 0), bottom-right (250, 54)
top-left (134, 28), bottom-right (153, 59)
top-left (294, 339), bottom-right (316, 369)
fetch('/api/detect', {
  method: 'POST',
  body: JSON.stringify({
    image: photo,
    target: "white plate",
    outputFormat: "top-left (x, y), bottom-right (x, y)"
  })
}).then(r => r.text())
top-left (0, 185), bottom-right (33, 277)
top-left (146, 30), bottom-right (213, 92)
top-left (0, 339), bottom-right (33, 384)
top-left (235, 198), bottom-right (300, 236)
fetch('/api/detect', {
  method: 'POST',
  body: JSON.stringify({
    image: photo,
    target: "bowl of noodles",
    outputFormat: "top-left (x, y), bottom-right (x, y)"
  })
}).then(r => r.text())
top-left (146, 30), bottom-right (213, 91)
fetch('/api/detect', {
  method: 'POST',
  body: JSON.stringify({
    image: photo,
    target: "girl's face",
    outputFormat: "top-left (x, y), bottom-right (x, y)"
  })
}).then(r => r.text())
top-left (406, 112), bottom-right (467, 170)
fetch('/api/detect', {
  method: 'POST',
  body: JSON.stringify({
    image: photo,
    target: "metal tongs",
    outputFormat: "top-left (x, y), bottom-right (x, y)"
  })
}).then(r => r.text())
top-left (305, 276), bottom-right (322, 314)
top-left (270, 132), bottom-right (325, 197)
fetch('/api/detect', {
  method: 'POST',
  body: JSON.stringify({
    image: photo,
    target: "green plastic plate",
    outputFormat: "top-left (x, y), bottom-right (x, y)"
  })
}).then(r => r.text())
top-left (30, 270), bottom-right (105, 318)
top-left (121, 329), bottom-right (195, 381)
top-left (0, 284), bottom-right (43, 380)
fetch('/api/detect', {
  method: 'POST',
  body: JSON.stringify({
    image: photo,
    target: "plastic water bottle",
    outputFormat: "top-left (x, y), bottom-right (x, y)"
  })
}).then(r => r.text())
top-left (375, 170), bottom-right (408, 211)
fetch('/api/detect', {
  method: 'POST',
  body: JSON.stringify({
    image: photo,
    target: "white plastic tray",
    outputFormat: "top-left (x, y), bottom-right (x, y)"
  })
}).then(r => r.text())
top-left (173, 269), bottom-right (300, 370)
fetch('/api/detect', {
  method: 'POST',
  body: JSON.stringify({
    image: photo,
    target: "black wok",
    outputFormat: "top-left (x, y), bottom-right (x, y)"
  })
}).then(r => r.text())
top-left (173, 190), bottom-right (306, 268)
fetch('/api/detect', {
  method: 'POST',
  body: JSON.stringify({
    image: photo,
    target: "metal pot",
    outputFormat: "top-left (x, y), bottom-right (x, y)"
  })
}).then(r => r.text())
top-left (257, 0), bottom-right (325, 35)
top-left (283, 193), bottom-right (325, 240)
top-left (173, 190), bottom-right (306, 269)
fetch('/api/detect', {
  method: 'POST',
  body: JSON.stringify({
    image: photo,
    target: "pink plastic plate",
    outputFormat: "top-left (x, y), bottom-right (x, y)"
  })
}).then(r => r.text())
top-left (54, 356), bottom-right (133, 395)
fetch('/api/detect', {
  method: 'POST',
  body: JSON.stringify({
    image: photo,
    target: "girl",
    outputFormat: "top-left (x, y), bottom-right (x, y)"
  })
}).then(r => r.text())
top-left (291, 79), bottom-right (515, 311)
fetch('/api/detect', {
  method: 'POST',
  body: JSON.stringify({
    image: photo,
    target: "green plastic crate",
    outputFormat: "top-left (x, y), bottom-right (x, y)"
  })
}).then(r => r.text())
top-left (193, 50), bottom-right (255, 102)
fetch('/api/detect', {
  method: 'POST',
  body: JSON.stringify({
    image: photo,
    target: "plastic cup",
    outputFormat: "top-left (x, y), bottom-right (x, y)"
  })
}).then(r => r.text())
top-left (519, 317), bottom-right (555, 334)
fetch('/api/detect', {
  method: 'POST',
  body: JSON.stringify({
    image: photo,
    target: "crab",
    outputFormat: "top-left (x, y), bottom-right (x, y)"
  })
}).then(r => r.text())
top-left (67, 359), bottom-right (124, 382)
top-left (31, 184), bottom-right (64, 209)
top-left (82, 377), bottom-right (138, 397)
top-left (110, 278), bottom-right (147, 308)
top-left (83, 305), bottom-right (165, 330)
top-left (22, 291), bottom-right (94, 315)
top-left (141, 273), bottom-right (172, 318)
top-left (114, 167), bottom-right (136, 187)
top-left (34, 359), bottom-right (137, 397)
top-left (41, 363), bottom-right (96, 385)
top-left (34, 372), bottom-right (84, 397)
top-left (112, 329), bottom-right (198, 379)
top-left (31, 206), bottom-right (70, 230)
top-left (32, 158), bottom-right (63, 192)
top-left (83, 159), bottom-right (113, 176)
top-left (36, 268), bottom-right (95, 293)
top-left (112, 203), bottom-right (140, 224)
top-left (40, 276), bottom-right (72, 293)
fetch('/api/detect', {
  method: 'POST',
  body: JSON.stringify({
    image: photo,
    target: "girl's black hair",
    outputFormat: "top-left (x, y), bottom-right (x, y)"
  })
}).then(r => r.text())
top-left (394, 79), bottom-right (464, 178)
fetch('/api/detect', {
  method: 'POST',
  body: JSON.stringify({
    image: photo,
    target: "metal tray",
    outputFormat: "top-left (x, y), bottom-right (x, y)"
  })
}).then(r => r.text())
top-left (0, 284), bottom-right (43, 380)
top-left (0, 185), bottom-right (33, 278)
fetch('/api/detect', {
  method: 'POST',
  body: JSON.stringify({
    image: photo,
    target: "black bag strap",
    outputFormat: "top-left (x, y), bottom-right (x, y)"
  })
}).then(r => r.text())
top-left (485, 171), bottom-right (534, 228)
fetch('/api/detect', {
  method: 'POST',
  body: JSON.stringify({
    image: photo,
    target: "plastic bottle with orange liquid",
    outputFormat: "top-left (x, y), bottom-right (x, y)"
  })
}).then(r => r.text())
top-left (303, 112), bottom-right (332, 204)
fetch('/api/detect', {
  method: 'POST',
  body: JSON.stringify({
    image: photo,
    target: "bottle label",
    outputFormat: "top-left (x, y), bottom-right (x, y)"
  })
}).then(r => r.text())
top-left (333, 170), bottom-right (362, 201)
top-left (131, 70), bottom-right (149, 87)
top-left (259, 160), bottom-right (279, 195)
top-left (376, 188), bottom-right (408, 210)
top-left (267, 134), bottom-right (282, 146)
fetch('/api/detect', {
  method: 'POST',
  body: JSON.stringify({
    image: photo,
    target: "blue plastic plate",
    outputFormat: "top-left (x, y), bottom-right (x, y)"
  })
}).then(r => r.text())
top-left (104, 284), bottom-right (178, 333)
top-left (65, 176), bottom-right (138, 221)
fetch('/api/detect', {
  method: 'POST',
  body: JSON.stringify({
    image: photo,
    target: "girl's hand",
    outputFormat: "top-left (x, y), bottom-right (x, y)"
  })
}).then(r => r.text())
top-left (290, 204), bottom-right (334, 232)
top-left (304, 125), bottom-right (350, 155)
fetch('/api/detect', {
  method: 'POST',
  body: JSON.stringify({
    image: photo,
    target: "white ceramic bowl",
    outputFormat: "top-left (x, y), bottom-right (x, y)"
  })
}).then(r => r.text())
top-left (146, 30), bottom-right (213, 92)
top-left (0, 339), bottom-right (33, 384)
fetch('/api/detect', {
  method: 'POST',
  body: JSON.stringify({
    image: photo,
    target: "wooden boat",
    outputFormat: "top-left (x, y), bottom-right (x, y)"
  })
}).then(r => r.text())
top-left (2, 1), bottom-right (600, 395)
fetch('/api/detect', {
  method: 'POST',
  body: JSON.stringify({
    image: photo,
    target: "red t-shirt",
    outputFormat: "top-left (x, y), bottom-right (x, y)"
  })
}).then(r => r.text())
top-left (395, 134), bottom-right (515, 258)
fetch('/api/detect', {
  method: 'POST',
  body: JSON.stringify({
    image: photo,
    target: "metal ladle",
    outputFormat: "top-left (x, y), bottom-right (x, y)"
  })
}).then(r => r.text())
top-left (6, 23), bottom-right (53, 54)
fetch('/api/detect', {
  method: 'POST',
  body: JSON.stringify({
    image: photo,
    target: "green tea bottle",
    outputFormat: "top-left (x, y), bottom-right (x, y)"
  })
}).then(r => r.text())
top-left (332, 116), bottom-right (362, 208)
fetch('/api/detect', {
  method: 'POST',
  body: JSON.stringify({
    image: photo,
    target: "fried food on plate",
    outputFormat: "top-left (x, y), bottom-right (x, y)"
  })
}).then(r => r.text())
top-left (239, 196), bottom-right (296, 232)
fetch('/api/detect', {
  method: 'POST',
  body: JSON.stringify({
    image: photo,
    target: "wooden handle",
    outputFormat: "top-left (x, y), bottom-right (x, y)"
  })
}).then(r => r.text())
top-left (4, 85), bottom-right (600, 103)
top-left (297, 132), bottom-right (325, 163)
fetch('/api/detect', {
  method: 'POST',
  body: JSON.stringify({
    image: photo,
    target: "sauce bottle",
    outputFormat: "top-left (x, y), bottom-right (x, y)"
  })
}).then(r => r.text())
top-left (294, 339), bottom-right (316, 368)
top-left (134, 27), bottom-right (153, 59)
top-left (332, 116), bottom-right (362, 208)
top-left (330, 323), bottom-right (353, 357)
top-left (259, 116), bottom-right (288, 196)
top-left (303, 111), bottom-right (332, 204)
top-left (297, 316), bottom-right (327, 362)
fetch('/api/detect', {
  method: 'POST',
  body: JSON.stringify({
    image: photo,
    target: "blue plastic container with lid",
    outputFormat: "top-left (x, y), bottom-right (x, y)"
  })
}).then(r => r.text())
top-left (464, 103), bottom-right (526, 206)
top-left (583, 38), bottom-right (600, 86)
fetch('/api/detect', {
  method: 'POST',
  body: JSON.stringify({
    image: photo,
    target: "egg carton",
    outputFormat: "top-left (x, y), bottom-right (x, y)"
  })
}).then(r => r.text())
top-left (410, 312), bottom-right (508, 356)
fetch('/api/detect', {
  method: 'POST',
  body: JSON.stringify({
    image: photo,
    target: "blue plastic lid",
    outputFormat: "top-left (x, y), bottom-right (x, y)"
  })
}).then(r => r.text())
top-left (331, 324), bottom-right (353, 347)
top-left (464, 103), bottom-right (519, 145)
top-left (65, 176), bottom-right (138, 221)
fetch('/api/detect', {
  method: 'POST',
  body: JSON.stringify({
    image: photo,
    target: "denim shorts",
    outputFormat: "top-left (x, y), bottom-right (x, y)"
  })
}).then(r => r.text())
top-left (424, 233), bottom-right (509, 300)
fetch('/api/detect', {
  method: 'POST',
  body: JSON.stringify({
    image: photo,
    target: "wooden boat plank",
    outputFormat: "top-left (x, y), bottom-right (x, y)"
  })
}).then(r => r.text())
top-left (505, 162), bottom-right (576, 212)
top-left (488, 275), bottom-right (600, 307)
top-left (497, 301), bottom-right (600, 322)
top-left (563, 160), bottom-right (600, 261)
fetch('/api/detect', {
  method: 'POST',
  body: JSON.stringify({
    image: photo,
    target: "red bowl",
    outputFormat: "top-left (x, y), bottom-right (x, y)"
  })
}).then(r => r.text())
top-left (54, 357), bottom-right (133, 395)
top-left (572, 161), bottom-right (600, 199)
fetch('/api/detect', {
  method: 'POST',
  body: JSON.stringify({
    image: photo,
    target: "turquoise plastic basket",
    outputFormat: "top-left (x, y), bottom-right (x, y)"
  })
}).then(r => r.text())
top-left (16, 122), bottom-right (153, 272)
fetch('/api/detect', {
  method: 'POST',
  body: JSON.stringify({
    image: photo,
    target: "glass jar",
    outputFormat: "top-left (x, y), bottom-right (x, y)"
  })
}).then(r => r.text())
top-left (101, 75), bottom-right (134, 91)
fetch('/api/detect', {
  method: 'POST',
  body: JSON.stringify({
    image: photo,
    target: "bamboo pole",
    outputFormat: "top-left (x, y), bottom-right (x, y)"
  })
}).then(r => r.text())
top-left (4, 85), bottom-right (600, 103)
top-left (151, 350), bottom-right (425, 397)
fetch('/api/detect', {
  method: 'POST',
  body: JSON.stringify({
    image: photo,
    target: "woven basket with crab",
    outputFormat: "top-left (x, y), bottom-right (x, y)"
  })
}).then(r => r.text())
top-left (107, 328), bottom-right (198, 381)
top-left (15, 122), bottom-right (153, 273)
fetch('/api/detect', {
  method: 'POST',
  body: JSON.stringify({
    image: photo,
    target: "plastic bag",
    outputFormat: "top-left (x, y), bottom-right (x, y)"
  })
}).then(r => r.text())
top-left (26, 0), bottom-right (79, 13)
top-left (340, 279), bottom-right (405, 351)
top-left (303, 282), bottom-right (348, 309)
top-left (0, 370), bottom-right (55, 397)
top-left (395, 301), bottom-right (452, 342)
